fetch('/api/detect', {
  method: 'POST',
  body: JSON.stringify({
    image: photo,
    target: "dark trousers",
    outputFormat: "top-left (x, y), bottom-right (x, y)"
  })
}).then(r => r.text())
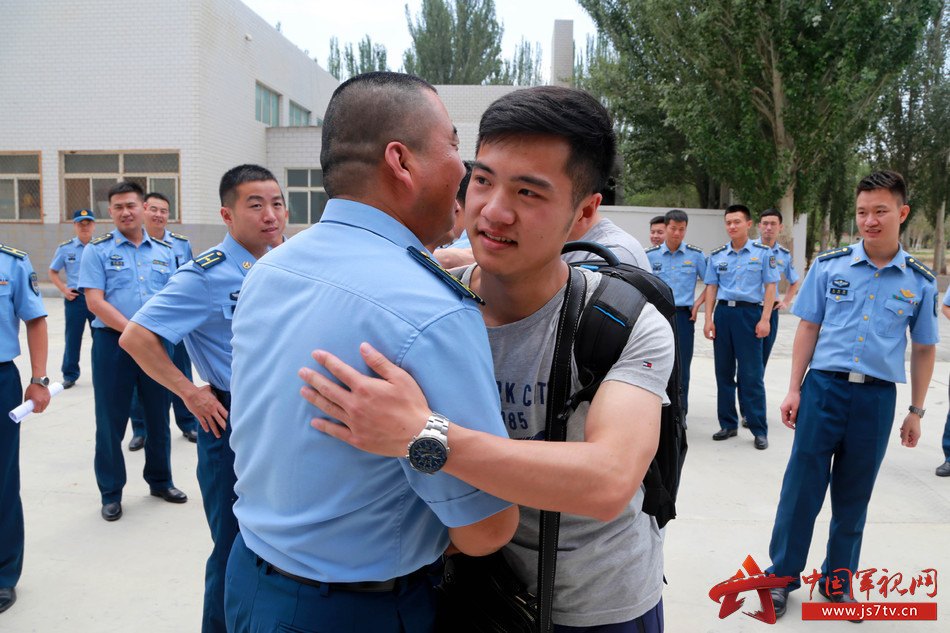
top-left (91, 327), bottom-right (173, 503)
top-left (713, 305), bottom-right (767, 436)
top-left (555, 599), bottom-right (663, 632)
top-left (0, 362), bottom-right (23, 588)
top-left (131, 341), bottom-right (197, 437)
top-left (198, 391), bottom-right (238, 633)
top-left (61, 294), bottom-right (94, 382)
top-left (767, 369), bottom-right (895, 593)
top-left (225, 533), bottom-right (438, 633)
top-left (762, 307), bottom-right (779, 368)
top-left (943, 381), bottom-right (950, 461)
top-left (675, 310), bottom-right (694, 413)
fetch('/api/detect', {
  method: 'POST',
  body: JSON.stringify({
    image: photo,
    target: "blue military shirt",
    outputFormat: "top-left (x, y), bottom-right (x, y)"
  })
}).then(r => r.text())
top-left (229, 199), bottom-right (512, 583)
top-left (163, 230), bottom-right (194, 268)
top-left (131, 233), bottom-right (256, 392)
top-left (703, 239), bottom-right (781, 302)
top-left (78, 228), bottom-right (175, 328)
top-left (1, 245), bottom-right (48, 362)
top-left (793, 241), bottom-right (939, 384)
top-left (755, 241), bottom-right (800, 286)
top-left (646, 242), bottom-right (707, 307)
top-left (49, 237), bottom-right (89, 289)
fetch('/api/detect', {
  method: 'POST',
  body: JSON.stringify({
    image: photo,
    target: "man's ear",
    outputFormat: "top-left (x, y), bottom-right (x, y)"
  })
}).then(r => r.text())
top-left (568, 192), bottom-right (602, 241)
top-left (383, 141), bottom-right (414, 191)
top-left (220, 206), bottom-right (233, 228)
top-left (898, 204), bottom-right (911, 224)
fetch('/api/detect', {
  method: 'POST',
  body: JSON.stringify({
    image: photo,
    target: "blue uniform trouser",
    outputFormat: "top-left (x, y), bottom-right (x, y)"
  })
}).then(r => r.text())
top-left (713, 304), bottom-right (767, 436)
top-left (762, 307), bottom-right (779, 368)
top-left (942, 381), bottom-right (950, 461)
top-left (61, 294), bottom-right (94, 382)
top-left (0, 362), bottom-right (23, 589)
top-left (130, 341), bottom-right (198, 437)
top-left (91, 327), bottom-right (173, 503)
top-left (675, 309), bottom-right (694, 413)
top-left (225, 533), bottom-right (439, 633)
top-left (767, 369), bottom-right (895, 593)
top-left (198, 393), bottom-right (238, 633)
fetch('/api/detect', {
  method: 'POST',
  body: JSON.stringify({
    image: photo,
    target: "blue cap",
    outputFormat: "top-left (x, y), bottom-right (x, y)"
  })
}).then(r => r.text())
top-left (73, 209), bottom-right (95, 222)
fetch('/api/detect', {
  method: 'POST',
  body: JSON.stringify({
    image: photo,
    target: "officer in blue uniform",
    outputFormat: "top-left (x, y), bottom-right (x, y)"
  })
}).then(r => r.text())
top-left (646, 208), bottom-right (706, 412)
top-left (79, 180), bottom-right (187, 521)
top-left (121, 165), bottom-right (287, 633)
top-left (766, 171), bottom-right (939, 619)
top-left (48, 209), bottom-right (97, 389)
top-left (755, 209), bottom-right (800, 367)
top-left (224, 72), bottom-right (517, 633)
top-left (938, 289), bottom-right (950, 477)
top-left (128, 192), bottom-right (198, 449)
top-left (703, 204), bottom-right (779, 449)
top-left (0, 244), bottom-right (50, 614)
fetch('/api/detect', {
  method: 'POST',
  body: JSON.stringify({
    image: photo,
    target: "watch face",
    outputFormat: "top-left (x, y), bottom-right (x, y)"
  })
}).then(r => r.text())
top-left (409, 437), bottom-right (447, 474)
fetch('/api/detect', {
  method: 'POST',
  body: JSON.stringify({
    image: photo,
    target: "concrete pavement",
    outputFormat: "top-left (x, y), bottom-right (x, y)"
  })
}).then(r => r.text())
top-left (4, 297), bottom-right (949, 632)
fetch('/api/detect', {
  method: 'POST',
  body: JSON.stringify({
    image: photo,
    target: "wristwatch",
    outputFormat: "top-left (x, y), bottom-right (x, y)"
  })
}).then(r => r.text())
top-left (406, 412), bottom-right (450, 474)
top-left (908, 405), bottom-right (925, 418)
top-left (29, 376), bottom-right (50, 387)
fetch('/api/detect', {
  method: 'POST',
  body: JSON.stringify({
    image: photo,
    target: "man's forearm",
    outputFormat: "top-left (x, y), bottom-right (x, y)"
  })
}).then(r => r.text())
top-left (908, 343), bottom-right (935, 410)
top-left (760, 283), bottom-right (776, 321)
top-left (788, 320), bottom-right (820, 391)
top-left (782, 280), bottom-right (800, 307)
top-left (119, 323), bottom-right (195, 401)
top-left (85, 290), bottom-right (130, 331)
top-left (48, 269), bottom-right (68, 295)
top-left (25, 317), bottom-right (48, 378)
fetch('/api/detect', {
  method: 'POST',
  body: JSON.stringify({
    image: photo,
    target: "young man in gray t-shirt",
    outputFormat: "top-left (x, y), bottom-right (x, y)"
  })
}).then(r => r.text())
top-left (300, 86), bottom-right (673, 631)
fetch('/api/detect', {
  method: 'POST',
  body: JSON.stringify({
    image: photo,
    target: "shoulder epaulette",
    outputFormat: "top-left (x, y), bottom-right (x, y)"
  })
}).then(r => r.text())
top-left (645, 245), bottom-right (660, 253)
top-left (0, 244), bottom-right (27, 259)
top-left (170, 232), bottom-right (189, 241)
top-left (816, 246), bottom-right (851, 261)
top-left (59, 239), bottom-right (74, 247)
top-left (407, 246), bottom-right (484, 305)
top-left (154, 237), bottom-right (173, 248)
top-left (906, 256), bottom-right (936, 282)
top-left (686, 243), bottom-right (704, 253)
top-left (752, 241), bottom-right (770, 249)
top-left (91, 233), bottom-right (114, 245)
top-left (776, 244), bottom-right (790, 254)
top-left (195, 250), bottom-right (225, 270)
top-left (710, 245), bottom-right (727, 255)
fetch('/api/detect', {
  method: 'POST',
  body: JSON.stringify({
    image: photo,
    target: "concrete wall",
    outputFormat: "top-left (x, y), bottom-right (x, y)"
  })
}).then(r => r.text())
top-left (435, 85), bottom-right (520, 160)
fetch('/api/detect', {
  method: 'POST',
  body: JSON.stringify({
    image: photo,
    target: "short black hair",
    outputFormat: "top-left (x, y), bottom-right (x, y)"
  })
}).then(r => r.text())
top-left (725, 204), bottom-right (751, 221)
top-left (108, 180), bottom-right (144, 203)
top-left (760, 208), bottom-right (782, 223)
top-left (144, 191), bottom-right (170, 206)
top-left (321, 72), bottom-right (437, 198)
top-left (457, 160), bottom-right (474, 205)
top-left (650, 215), bottom-right (666, 227)
top-left (219, 164), bottom-right (279, 207)
top-left (665, 209), bottom-right (688, 225)
top-left (857, 170), bottom-right (907, 206)
top-left (476, 86), bottom-right (616, 208)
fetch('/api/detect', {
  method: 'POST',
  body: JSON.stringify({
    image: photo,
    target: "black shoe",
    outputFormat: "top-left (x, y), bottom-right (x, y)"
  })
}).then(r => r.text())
top-left (101, 502), bottom-right (122, 521)
top-left (0, 587), bottom-right (16, 613)
top-left (62, 379), bottom-right (76, 389)
top-left (182, 429), bottom-right (198, 443)
top-left (936, 461), bottom-right (950, 477)
top-left (754, 436), bottom-right (769, 450)
top-left (151, 487), bottom-right (188, 504)
top-left (128, 436), bottom-right (145, 452)
top-left (769, 587), bottom-right (788, 619)
top-left (741, 417), bottom-right (749, 428)
top-left (818, 583), bottom-right (863, 623)
top-left (713, 428), bottom-right (738, 441)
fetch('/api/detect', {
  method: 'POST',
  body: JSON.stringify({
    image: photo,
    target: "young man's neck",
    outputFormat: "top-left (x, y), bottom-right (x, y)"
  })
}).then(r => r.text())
top-left (119, 226), bottom-right (145, 245)
top-left (759, 237), bottom-right (776, 248)
top-left (145, 225), bottom-right (165, 241)
top-left (665, 239), bottom-right (682, 251)
top-left (862, 238), bottom-right (901, 268)
top-left (231, 231), bottom-right (269, 260)
top-left (470, 260), bottom-right (571, 327)
top-left (730, 236), bottom-right (749, 250)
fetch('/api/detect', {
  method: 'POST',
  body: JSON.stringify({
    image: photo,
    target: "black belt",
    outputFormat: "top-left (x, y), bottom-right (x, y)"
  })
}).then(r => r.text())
top-left (675, 306), bottom-right (692, 313)
top-left (210, 385), bottom-right (231, 410)
top-left (816, 369), bottom-right (892, 385)
top-left (0, 360), bottom-right (13, 367)
top-left (256, 556), bottom-right (431, 593)
top-left (717, 300), bottom-right (762, 308)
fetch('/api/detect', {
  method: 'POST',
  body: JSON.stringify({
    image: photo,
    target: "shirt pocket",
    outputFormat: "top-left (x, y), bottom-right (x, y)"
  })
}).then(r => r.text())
top-left (823, 288), bottom-right (854, 326)
top-left (220, 302), bottom-right (237, 320)
top-left (105, 265), bottom-right (132, 289)
top-left (0, 282), bottom-right (11, 297)
top-left (148, 263), bottom-right (171, 292)
top-left (875, 297), bottom-right (916, 337)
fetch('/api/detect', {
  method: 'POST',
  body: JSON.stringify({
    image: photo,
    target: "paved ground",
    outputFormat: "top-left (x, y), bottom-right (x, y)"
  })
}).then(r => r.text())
top-left (4, 297), bottom-right (949, 632)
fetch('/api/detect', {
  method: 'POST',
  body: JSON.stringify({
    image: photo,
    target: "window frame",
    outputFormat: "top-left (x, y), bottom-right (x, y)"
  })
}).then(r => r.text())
top-left (256, 82), bottom-right (281, 127)
top-left (286, 168), bottom-right (328, 225)
top-left (0, 151), bottom-right (43, 223)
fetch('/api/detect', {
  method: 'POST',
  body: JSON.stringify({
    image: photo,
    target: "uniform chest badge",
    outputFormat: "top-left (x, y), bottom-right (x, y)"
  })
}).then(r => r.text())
top-left (750, 257), bottom-right (759, 262)
top-left (653, 262), bottom-right (662, 272)
top-left (832, 279), bottom-right (850, 288)
top-left (0, 278), bottom-right (8, 286)
top-left (718, 263), bottom-right (728, 271)
top-left (900, 289), bottom-right (916, 299)
top-left (229, 291), bottom-right (240, 302)
top-left (830, 288), bottom-right (848, 296)
top-left (109, 255), bottom-right (124, 267)
top-left (152, 259), bottom-right (169, 267)
top-left (683, 260), bottom-right (692, 266)
top-left (67, 255), bottom-right (76, 263)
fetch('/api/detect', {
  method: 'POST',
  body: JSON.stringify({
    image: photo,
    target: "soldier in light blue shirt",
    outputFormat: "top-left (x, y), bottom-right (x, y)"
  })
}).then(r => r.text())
top-left (48, 209), bottom-right (96, 388)
top-left (938, 289), bottom-right (950, 478)
top-left (121, 165), bottom-right (287, 633)
top-left (755, 208), bottom-right (801, 367)
top-left (79, 180), bottom-right (187, 521)
top-left (224, 73), bottom-right (517, 633)
top-left (0, 244), bottom-right (50, 615)
top-left (646, 209), bottom-right (706, 412)
top-left (766, 170), bottom-right (938, 619)
top-left (703, 204), bottom-right (780, 449)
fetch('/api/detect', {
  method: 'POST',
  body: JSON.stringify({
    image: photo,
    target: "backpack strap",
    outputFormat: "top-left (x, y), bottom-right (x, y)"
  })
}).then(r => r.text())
top-left (537, 266), bottom-right (586, 633)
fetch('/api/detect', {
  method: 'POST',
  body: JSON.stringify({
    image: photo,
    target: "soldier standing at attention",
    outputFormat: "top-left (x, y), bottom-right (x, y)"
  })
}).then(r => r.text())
top-left (703, 204), bottom-right (779, 450)
top-left (755, 209), bottom-right (800, 368)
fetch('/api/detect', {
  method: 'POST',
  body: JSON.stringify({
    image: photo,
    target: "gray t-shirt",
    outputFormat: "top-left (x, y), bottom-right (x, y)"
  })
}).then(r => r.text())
top-left (460, 265), bottom-right (673, 627)
top-left (562, 218), bottom-right (650, 270)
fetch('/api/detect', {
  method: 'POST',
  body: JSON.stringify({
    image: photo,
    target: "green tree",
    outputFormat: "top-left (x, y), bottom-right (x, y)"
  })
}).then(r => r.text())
top-left (326, 35), bottom-right (389, 81)
top-left (490, 38), bottom-right (543, 86)
top-left (403, 0), bottom-right (503, 84)
top-left (327, 37), bottom-right (342, 80)
top-left (580, 0), bottom-right (936, 223)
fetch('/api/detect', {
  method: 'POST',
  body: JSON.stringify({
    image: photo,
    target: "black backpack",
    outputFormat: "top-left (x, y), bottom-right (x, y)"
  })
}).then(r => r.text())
top-left (562, 240), bottom-right (687, 528)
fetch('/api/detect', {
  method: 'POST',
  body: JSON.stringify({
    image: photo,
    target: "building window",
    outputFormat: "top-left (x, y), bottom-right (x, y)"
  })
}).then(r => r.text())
top-left (0, 152), bottom-right (42, 222)
top-left (61, 151), bottom-right (180, 221)
top-left (286, 168), bottom-right (328, 225)
top-left (256, 83), bottom-right (280, 126)
top-left (289, 102), bottom-right (310, 127)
